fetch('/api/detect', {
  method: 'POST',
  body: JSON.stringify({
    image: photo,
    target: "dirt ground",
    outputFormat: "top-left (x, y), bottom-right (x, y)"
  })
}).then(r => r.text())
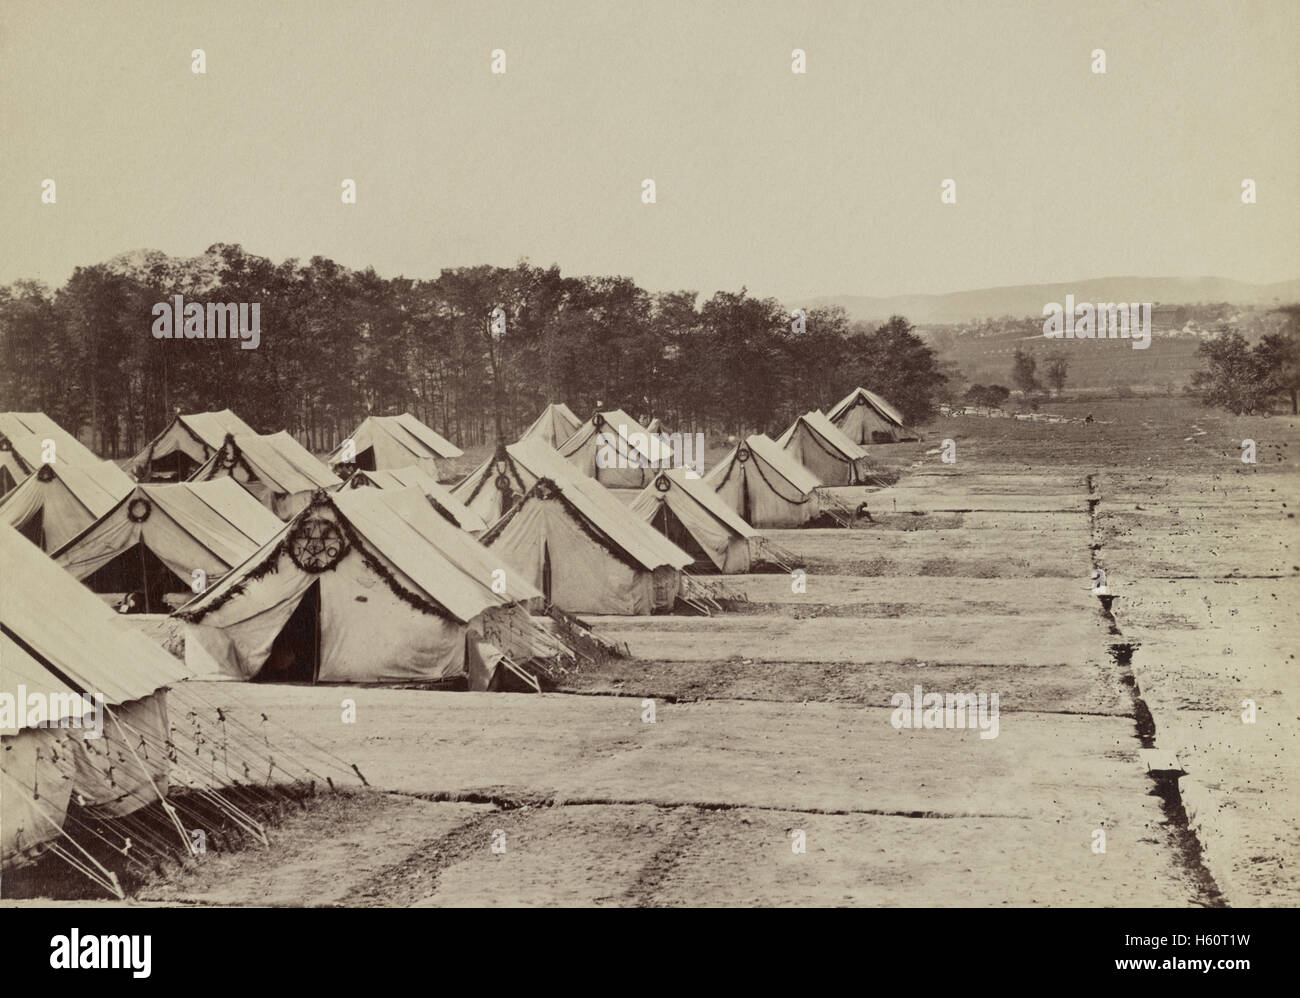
top-left (7, 399), bottom-right (1296, 907)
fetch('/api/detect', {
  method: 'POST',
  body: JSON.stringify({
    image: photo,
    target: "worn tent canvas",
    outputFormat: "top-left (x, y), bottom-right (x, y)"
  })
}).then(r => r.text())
top-left (776, 409), bottom-right (872, 485)
top-left (178, 486), bottom-right (547, 686)
top-left (345, 466), bottom-right (487, 535)
top-left (826, 386), bottom-right (911, 443)
top-left (480, 440), bottom-right (692, 614)
top-left (555, 408), bottom-right (672, 488)
top-left (327, 412), bottom-right (463, 475)
top-left (128, 409), bottom-right (256, 482)
top-left (451, 439), bottom-right (559, 526)
top-left (704, 434), bottom-right (822, 528)
top-left (191, 431), bottom-right (341, 519)
top-left (517, 402), bottom-right (581, 447)
top-left (1, 524), bottom-right (191, 872)
top-left (0, 460), bottom-right (134, 552)
top-left (52, 478), bottom-right (283, 611)
top-left (0, 412), bottom-right (100, 498)
top-left (630, 468), bottom-right (758, 573)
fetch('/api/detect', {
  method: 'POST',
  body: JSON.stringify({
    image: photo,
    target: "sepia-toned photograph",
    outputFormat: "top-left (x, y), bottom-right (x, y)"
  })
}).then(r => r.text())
top-left (1, 0), bottom-right (1296, 954)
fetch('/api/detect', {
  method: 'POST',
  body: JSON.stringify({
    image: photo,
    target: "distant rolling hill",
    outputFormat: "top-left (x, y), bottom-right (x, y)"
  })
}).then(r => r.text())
top-left (939, 329), bottom-right (1207, 393)
top-left (803, 276), bottom-right (1300, 325)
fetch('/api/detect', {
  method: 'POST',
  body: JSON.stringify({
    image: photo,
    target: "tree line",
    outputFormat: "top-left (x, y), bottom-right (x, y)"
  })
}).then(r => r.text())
top-left (0, 244), bottom-right (949, 456)
top-left (1191, 311), bottom-right (1300, 415)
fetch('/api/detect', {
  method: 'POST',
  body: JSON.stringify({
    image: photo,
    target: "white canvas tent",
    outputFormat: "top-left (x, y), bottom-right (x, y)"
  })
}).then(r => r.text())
top-left (480, 440), bottom-right (692, 614)
top-left (555, 408), bottom-right (671, 488)
top-left (190, 431), bottom-right (341, 519)
top-left (1, 524), bottom-right (191, 879)
top-left (345, 466), bottom-right (487, 535)
top-left (518, 402), bottom-right (582, 447)
top-left (128, 408), bottom-right (256, 482)
top-left (826, 386), bottom-right (912, 443)
top-left (451, 440), bottom-right (551, 526)
top-left (0, 412), bottom-right (100, 498)
top-left (776, 409), bottom-right (872, 485)
top-left (704, 434), bottom-right (822, 528)
top-left (326, 412), bottom-right (463, 475)
top-left (52, 478), bottom-right (282, 612)
top-left (630, 467), bottom-right (758, 573)
top-left (0, 459), bottom-right (134, 552)
top-left (179, 486), bottom-right (550, 686)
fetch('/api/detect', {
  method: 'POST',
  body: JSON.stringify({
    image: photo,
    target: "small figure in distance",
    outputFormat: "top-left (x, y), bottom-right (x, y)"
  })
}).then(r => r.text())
top-left (856, 501), bottom-right (875, 523)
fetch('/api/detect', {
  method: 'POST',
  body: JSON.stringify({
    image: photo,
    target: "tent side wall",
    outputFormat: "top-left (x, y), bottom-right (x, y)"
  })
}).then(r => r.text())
top-left (1, 727), bottom-right (77, 870)
top-left (56, 495), bottom-right (248, 590)
top-left (749, 458), bottom-right (815, 526)
top-left (782, 425), bottom-right (852, 486)
top-left (317, 559), bottom-right (466, 682)
top-left (486, 497), bottom-right (658, 614)
top-left (560, 424), bottom-right (654, 489)
top-left (709, 456), bottom-right (814, 528)
top-left (131, 420), bottom-right (213, 480)
top-left (72, 692), bottom-right (171, 818)
top-left (184, 546), bottom-right (471, 682)
top-left (718, 534), bottom-right (752, 573)
top-left (641, 489), bottom-right (752, 573)
top-left (203, 461), bottom-right (314, 520)
top-left (1, 690), bottom-right (172, 871)
top-left (834, 401), bottom-right (902, 444)
top-left (361, 434), bottom-right (438, 476)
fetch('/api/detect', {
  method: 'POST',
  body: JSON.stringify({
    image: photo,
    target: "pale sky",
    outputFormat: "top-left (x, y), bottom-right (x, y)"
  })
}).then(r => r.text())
top-left (2, 0), bottom-right (1297, 298)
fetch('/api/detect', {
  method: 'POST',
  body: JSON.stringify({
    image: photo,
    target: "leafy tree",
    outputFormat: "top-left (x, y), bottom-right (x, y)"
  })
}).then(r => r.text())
top-left (1044, 351), bottom-right (1069, 394)
top-left (1012, 348), bottom-right (1039, 394)
top-left (1191, 329), bottom-right (1272, 415)
top-left (964, 384), bottom-right (1010, 408)
top-left (1256, 306), bottom-right (1300, 414)
top-left (0, 248), bottom-right (958, 454)
top-left (846, 315), bottom-right (947, 425)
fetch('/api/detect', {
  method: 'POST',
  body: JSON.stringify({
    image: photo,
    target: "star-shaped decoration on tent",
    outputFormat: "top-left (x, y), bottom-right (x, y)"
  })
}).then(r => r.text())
top-left (289, 518), bottom-right (346, 572)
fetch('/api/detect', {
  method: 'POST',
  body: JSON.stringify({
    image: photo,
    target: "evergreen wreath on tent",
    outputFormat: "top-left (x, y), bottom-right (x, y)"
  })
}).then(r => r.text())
top-left (209, 432), bottom-right (241, 474)
top-left (177, 489), bottom-right (458, 624)
top-left (464, 443), bottom-right (527, 505)
top-left (287, 515), bottom-right (347, 573)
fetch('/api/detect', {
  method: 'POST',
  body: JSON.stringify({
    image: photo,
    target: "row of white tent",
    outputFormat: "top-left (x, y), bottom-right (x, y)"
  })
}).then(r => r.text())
top-left (3, 384), bottom-right (906, 525)
top-left (1, 389), bottom-right (910, 592)
top-left (0, 388), bottom-right (908, 679)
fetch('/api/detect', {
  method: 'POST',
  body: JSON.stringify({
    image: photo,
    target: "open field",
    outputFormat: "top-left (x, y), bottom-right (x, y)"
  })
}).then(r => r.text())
top-left (6, 398), bottom-right (1295, 908)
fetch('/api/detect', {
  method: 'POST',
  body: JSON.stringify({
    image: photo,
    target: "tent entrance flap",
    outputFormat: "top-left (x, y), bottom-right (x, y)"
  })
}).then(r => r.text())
top-left (652, 505), bottom-right (713, 571)
top-left (83, 542), bottom-right (184, 612)
top-left (154, 450), bottom-right (201, 482)
top-left (542, 542), bottom-right (553, 606)
top-left (255, 580), bottom-right (321, 683)
top-left (17, 506), bottom-right (43, 548)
